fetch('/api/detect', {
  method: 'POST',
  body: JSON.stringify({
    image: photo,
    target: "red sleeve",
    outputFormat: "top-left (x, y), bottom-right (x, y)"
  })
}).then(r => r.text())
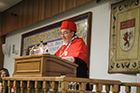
top-left (67, 38), bottom-right (87, 64)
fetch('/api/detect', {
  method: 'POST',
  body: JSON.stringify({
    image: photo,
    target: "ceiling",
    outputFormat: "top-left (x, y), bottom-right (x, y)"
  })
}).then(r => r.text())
top-left (0, 0), bottom-right (22, 12)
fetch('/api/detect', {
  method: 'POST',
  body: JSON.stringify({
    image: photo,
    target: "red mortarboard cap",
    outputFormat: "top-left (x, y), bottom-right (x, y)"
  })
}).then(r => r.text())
top-left (60, 19), bottom-right (77, 32)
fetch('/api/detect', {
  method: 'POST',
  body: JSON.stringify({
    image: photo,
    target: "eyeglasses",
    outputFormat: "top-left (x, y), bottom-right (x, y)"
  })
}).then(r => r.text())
top-left (60, 32), bottom-right (71, 36)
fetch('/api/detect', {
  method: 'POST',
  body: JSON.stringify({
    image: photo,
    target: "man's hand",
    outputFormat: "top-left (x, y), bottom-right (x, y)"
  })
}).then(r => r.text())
top-left (62, 56), bottom-right (75, 62)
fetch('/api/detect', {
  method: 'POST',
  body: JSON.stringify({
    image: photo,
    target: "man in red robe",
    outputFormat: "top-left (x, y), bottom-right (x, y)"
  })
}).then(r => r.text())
top-left (55, 19), bottom-right (88, 78)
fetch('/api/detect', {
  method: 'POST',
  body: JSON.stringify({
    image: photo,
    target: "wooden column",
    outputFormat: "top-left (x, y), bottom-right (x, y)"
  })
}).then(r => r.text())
top-left (35, 81), bottom-right (42, 93)
top-left (105, 85), bottom-right (110, 93)
top-left (14, 80), bottom-right (20, 93)
top-left (51, 81), bottom-right (58, 93)
top-left (20, 81), bottom-right (26, 93)
top-left (2, 80), bottom-right (7, 93)
top-left (42, 81), bottom-right (50, 93)
top-left (137, 86), bottom-right (140, 93)
top-left (125, 86), bottom-right (131, 93)
top-left (96, 84), bottom-right (102, 93)
top-left (8, 80), bottom-right (13, 93)
top-left (61, 82), bottom-right (68, 93)
top-left (112, 85), bottom-right (120, 93)
top-left (27, 81), bottom-right (33, 93)
top-left (79, 82), bottom-right (86, 93)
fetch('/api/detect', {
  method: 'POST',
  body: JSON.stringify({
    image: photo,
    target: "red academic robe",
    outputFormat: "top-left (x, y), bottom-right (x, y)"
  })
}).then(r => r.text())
top-left (55, 38), bottom-right (90, 90)
top-left (55, 38), bottom-right (87, 64)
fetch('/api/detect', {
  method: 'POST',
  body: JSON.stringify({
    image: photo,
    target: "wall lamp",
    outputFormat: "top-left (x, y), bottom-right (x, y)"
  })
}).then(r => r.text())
top-left (96, 0), bottom-right (106, 3)
top-left (11, 13), bottom-right (17, 17)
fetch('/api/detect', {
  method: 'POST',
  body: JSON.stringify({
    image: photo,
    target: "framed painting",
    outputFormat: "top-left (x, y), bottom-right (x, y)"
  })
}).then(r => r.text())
top-left (21, 12), bottom-right (92, 75)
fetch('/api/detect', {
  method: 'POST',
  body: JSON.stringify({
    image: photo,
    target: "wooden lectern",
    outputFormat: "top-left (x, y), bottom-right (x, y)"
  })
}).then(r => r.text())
top-left (13, 54), bottom-right (78, 77)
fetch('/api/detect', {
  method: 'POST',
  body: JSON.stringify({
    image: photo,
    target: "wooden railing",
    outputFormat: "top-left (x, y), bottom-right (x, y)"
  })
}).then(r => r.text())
top-left (1, 76), bottom-right (140, 93)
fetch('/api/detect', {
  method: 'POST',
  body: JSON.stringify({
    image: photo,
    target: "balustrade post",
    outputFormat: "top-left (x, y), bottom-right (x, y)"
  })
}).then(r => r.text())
top-left (125, 86), bottom-right (131, 93)
top-left (105, 85), bottom-right (110, 93)
top-left (89, 83), bottom-right (93, 91)
top-left (35, 81), bottom-right (41, 93)
top-left (51, 81), bottom-right (58, 93)
top-left (137, 86), bottom-right (140, 93)
top-left (61, 82), bottom-right (68, 93)
top-left (79, 82), bottom-right (86, 93)
top-left (96, 84), bottom-right (102, 93)
top-left (13, 81), bottom-right (16, 93)
top-left (20, 81), bottom-right (26, 93)
top-left (14, 80), bottom-right (20, 93)
top-left (8, 80), bottom-right (12, 93)
top-left (112, 85), bottom-right (120, 93)
top-left (2, 80), bottom-right (7, 93)
top-left (42, 81), bottom-right (49, 93)
top-left (27, 81), bottom-right (33, 93)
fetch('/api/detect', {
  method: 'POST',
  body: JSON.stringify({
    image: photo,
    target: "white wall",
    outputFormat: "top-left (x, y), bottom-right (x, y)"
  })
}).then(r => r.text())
top-left (3, 0), bottom-right (140, 92)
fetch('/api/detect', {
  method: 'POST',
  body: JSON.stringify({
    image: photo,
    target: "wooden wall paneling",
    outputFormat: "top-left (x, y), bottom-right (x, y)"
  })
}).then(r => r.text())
top-left (8, 7), bottom-right (14, 33)
top-left (76, 0), bottom-right (87, 6)
top-left (2, 8), bottom-right (16, 35)
top-left (1, 10), bottom-right (9, 35)
top-left (44, 0), bottom-right (52, 19)
top-left (2, 3), bottom-right (20, 35)
top-left (0, 0), bottom-right (94, 36)
top-left (1, 13), bottom-right (5, 35)
top-left (0, 12), bottom-right (2, 35)
top-left (8, 6), bottom-right (17, 33)
top-left (51, 0), bottom-right (60, 16)
top-left (1, 35), bottom-right (6, 45)
top-left (66, 0), bottom-right (77, 10)
top-left (39, 0), bottom-right (45, 21)
top-left (59, 0), bottom-right (66, 13)
top-left (13, 4), bottom-right (18, 31)
top-left (27, 0), bottom-right (34, 26)
top-left (0, 56), bottom-right (3, 69)
top-left (0, 36), bottom-right (3, 69)
top-left (22, 0), bottom-right (28, 27)
top-left (17, 2), bottom-right (24, 29)
top-left (0, 36), bottom-right (5, 69)
top-left (86, 0), bottom-right (94, 2)
top-left (33, 0), bottom-right (39, 23)
top-left (0, 53), bottom-right (4, 69)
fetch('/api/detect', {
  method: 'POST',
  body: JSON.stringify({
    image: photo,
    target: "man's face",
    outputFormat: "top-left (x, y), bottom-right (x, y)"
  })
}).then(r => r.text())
top-left (61, 29), bottom-right (74, 43)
